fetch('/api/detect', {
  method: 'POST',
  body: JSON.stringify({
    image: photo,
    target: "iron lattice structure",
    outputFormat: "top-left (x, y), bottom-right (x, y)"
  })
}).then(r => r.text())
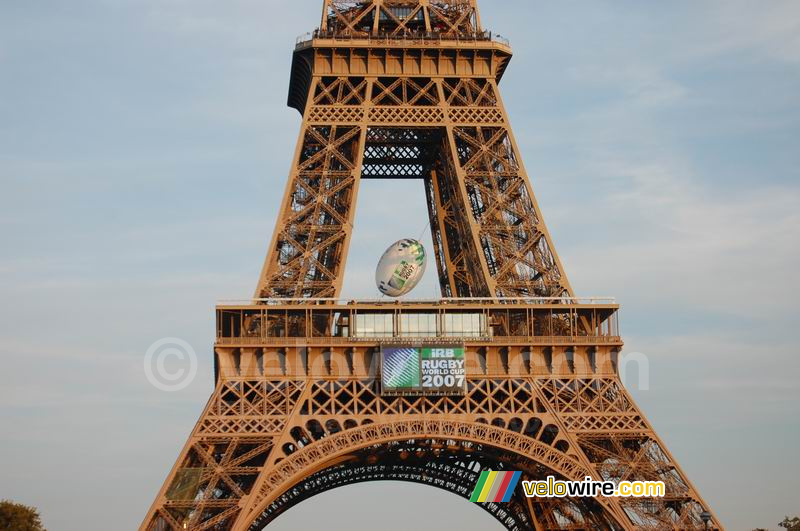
top-left (141, 2), bottom-right (721, 530)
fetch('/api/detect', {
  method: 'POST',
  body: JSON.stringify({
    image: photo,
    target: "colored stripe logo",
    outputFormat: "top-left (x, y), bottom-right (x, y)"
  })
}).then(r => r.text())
top-left (470, 471), bottom-right (521, 503)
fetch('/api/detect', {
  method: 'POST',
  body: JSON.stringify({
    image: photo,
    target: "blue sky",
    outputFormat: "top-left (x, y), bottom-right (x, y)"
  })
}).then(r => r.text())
top-left (1, 1), bottom-right (798, 530)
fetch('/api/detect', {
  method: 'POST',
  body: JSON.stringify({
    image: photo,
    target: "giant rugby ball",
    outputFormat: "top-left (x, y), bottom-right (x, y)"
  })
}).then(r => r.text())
top-left (375, 239), bottom-right (427, 297)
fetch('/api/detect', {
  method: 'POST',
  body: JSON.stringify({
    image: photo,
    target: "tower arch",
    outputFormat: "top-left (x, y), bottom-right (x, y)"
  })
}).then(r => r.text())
top-left (242, 420), bottom-right (624, 530)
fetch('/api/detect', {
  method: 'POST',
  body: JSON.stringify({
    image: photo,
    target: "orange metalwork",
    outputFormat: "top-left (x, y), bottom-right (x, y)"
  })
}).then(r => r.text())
top-left (141, 2), bottom-right (721, 529)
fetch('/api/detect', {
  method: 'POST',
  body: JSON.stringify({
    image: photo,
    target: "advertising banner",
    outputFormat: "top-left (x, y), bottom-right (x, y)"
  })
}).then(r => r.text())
top-left (381, 344), bottom-right (466, 396)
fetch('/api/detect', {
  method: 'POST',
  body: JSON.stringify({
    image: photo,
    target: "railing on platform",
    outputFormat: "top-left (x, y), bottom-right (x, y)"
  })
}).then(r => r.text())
top-left (215, 335), bottom-right (623, 346)
top-left (218, 296), bottom-right (618, 306)
top-left (295, 29), bottom-right (511, 50)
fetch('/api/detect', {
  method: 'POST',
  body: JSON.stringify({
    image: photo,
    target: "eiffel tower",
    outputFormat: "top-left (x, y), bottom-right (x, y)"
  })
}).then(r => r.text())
top-left (141, 2), bottom-right (721, 529)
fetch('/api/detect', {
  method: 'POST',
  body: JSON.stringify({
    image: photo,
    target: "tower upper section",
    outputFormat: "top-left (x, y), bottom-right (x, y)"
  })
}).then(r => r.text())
top-left (320, 0), bottom-right (482, 39)
top-left (289, 0), bottom-right (511, 113)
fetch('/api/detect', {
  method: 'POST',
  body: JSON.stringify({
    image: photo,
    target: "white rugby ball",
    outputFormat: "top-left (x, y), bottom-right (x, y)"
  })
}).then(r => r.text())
top-left (375, 239), bottom-right (427, 297)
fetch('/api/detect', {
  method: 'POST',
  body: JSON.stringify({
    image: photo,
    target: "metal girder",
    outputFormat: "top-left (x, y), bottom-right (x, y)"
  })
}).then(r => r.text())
top-left (321, 0), bottom-right (481, 39)
top-left (256, 121), bottom-right (366, 299)
top-left (256, 70), bottom-right (572, 299)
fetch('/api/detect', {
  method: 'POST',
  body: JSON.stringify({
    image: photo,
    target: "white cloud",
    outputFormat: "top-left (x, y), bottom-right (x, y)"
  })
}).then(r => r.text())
top-left (567, 64), bottom-right (689, 107)
top-left (694, 0), bottom-right (800, 64)
top-left (564, 158), bottom-right (800, 316)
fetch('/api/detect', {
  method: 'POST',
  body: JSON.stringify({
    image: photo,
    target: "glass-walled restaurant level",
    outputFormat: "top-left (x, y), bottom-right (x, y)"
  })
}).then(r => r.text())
top-left (216, 301), bottom-right (620, 342)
